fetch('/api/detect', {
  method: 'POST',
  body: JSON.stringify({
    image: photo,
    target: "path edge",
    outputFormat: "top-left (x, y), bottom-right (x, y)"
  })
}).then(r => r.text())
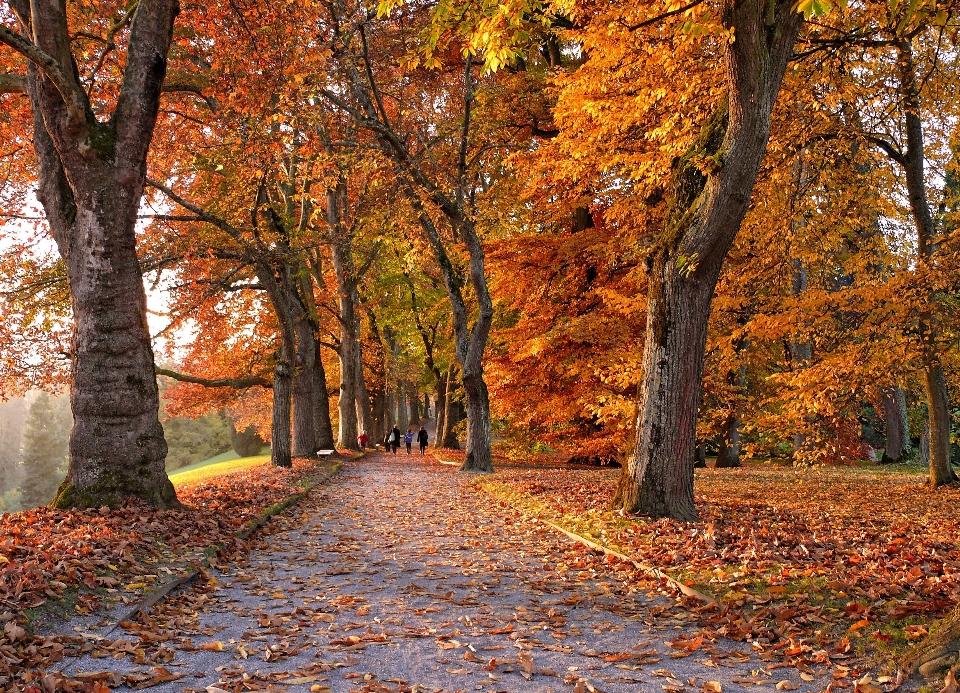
top-left (477, 478), bottom-right (718, 608)
top-left (109, 457), bottom-right (347, 631)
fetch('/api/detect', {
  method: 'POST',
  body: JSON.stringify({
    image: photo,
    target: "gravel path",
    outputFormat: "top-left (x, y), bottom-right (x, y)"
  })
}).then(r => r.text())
top-left (53, 454), bottom-right (821, 693)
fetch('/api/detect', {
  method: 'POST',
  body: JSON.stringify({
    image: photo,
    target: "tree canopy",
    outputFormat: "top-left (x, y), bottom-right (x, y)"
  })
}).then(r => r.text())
top-left (1, 0), bottom-right (960, 516)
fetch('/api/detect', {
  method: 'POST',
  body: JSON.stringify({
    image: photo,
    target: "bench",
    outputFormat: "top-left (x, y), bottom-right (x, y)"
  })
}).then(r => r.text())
top-left (316, 449), bottom-right (336, 457)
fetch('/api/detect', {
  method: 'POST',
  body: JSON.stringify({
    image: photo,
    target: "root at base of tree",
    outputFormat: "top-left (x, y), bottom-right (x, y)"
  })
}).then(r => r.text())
top-left (901, 606), bottom-right (960, 677)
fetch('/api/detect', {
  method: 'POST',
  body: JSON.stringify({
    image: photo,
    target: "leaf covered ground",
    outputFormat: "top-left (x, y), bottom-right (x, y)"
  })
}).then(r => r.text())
top-left (27, 454), bottom-right (832, 693)
top-left (480, 460), bottom-right (960, 673)
top-left (1, 456), bottom-right (336, 691)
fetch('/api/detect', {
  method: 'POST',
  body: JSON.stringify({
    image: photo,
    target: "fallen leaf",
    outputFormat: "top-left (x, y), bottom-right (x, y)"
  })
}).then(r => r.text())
top-left (940, 671), bottom-right (958, 693)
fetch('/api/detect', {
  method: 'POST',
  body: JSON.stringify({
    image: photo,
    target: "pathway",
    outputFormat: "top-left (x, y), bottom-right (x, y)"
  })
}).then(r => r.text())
top-left (53, 453), bottom-right (815, 693)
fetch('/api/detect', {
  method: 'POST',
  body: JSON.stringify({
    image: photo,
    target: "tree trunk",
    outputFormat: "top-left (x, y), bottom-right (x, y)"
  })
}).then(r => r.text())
top-left (384, 387), bottom-right (395, 435)
top-left (614, 263), bottom-right (716, 520)
top-left (337, 342), bottom-right (360, 449)
top-left (461, 368), bottom-right (491, 471)
top-left (311, 339), bottom-right (335, 450)
top-left (920, 430), bottom-right (930, 468)
top-left (327, 177), bottom-right (362, 450)
top-left (789, 214), bottom-right (814, 461)
top-left (441, 365), bottom-right (461, 450)
top-left (880, 386), bottom-right (911, 464)
top-left (613, 0), bottom-right (803, 520)
top-left (894, 40), bottom-right (957, 486)
top-left (396, 381), bottom-right (408, 432)
top-left (373, 390), bottom-right (386, 444)
top-left (354, 344), bottom-right (376, 441)
top-left (716, 359), bottom-right (746, 468)
top-left (271, 360), bottom-right (293, 468)
top-left (293, 317), bottom-right (317, 457)
top-left (693, 443), bottom-right (707, 469)
top-left (408, 387), bottom-right (420, 425)
top-left (255, 258), bottom-right (301, 467)
top-left (11, 0), bottom-right (181, 509)
top-left (716, 417), bottom-right (743, 468)
top-left (924, 361), bottom-right (954, 485)
top-left (435, 369), bottom-right (448, 442)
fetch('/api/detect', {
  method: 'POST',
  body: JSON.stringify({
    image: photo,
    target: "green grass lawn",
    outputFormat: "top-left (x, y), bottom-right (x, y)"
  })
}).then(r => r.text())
top-left (168, 448), bottom-right (271, 487)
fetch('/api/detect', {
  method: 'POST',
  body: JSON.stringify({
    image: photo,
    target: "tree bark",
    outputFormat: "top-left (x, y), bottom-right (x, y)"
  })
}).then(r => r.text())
top-left (256, 261), bottom-right (300, 467)
top-left (789, 259), bottom-right (814, 459)
top-left (407, 386), bottom-right (419, 425)
top-left (337, 341), bottom-right (360, 448)
top-left (441, 365), bottom-right (461, 450)
top-left (271, 359), bottom-right (293, 468)
top-left (311, 338), bottom-right (336, 450)
top-left (292, 316), bottom-right (318, 456)
top-left (354, 342), bottom-right (376, 441)
top-left (365, 308), bottom-right (388, 443)
top-left (396, 380), bottom-right (408, 432)
top-left (880, 386), bottom-right (911, 464)
top-left (327, 180), bottom-right (361, 451)
top-left (435, 368), bottom-right (448, 442)
top-left (715, 417), bottom-right (742, 468)
top-left (716, 355), bottom-right (747, 468)
top-left (894, 40), bottom-right (956, 486)
top-left (7, 0), bottom-right (181, 508)
top-left (693, 443), bottom-right (707, 469)
top-left (613, 0), bottom-right (803, 519)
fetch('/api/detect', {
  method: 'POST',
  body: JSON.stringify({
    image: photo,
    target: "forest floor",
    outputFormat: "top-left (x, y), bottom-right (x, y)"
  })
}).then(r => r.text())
top-left (475, 456), bottom-right (960, 676)
top-left (2, 456), bottom-right (341, 690)
top-left (7, 453), bottom-right (954, 693)
top-left (26, 453), bottom-right (835, 693)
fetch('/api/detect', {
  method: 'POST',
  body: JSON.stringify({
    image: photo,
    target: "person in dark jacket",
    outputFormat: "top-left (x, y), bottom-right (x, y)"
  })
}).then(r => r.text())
top-left (417, 426), bottom-right (429, 455)
top-left (390, 426), bottom-right (402, 454)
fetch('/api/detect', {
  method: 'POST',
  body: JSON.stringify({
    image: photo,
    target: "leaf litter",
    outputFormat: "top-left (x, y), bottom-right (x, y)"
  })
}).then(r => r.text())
top-left (23, 454), bottom-right (832, 692)
top-left (483, 461), bottom-right (960, 679)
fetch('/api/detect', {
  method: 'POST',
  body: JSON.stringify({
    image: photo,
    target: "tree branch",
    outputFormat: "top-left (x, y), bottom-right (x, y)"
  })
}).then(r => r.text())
top-left (864, 134), bottom-right (907, 168)
top-left (0, 25), bottom-right (87, 129)
top-left (146, 178), bottom-right (245, 241)
top-left (161, 82), bottom-right (220, 112)
top-left (113, 0), bottom-right (179, 169)
top-left (626, 0), bottom-right (706, 31)
top-left (156, 367), bottom-right (272, 389)
top-left (0, 73), bottom-right (27, 94)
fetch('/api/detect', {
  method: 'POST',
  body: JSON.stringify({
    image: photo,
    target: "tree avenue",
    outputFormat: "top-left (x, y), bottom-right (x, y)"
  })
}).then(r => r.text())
top-left (1, 0), bottom-right (960, 519)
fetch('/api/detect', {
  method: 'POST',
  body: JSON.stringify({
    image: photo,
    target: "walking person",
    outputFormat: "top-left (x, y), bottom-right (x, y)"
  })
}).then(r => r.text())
top-left (417, 425), bottom-right (429, 455)
top-left (357, 431), bottom-right (369, 449)
top-left (390, 425), bottom-right (402, 454)
top-left (404, 428), bottom-right (414, 454)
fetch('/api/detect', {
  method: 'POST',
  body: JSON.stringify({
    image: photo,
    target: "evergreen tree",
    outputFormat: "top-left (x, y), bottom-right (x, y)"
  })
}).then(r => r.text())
top-left (19, 393), bottom-right (70, 509)
top-left (163, 410), bottom-right (233, 471)
top-left (0, 398), bottom-right (28, 511)
top-left (230, 422), bottom-right (266, 458)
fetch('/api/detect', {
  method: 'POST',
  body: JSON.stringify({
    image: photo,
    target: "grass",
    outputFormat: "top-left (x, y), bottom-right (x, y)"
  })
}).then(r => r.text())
top-left (168, 453), bottom-right (271, 487)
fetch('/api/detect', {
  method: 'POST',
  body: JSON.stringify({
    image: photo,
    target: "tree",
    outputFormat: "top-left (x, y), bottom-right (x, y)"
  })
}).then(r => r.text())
top-left (0, 397), bottom-right (28, 509)
top-left (612, 0), bottom-right (804, 519)
top-left (320, 3), bottom-right (500, 471)
top-left (18, 392), bottom-right (70, 509)
top-left (230, 422), bottom-right (266, 458)
top-left (0, 0), bottom-right (179, 507)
